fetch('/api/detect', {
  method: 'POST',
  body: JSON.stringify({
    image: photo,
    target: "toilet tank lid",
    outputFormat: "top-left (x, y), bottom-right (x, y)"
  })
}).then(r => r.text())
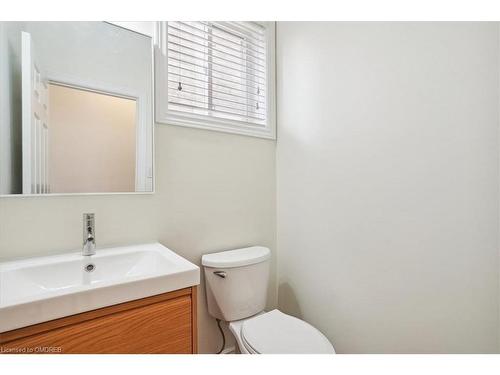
top-left (202, 246), bottom-right (270, 268)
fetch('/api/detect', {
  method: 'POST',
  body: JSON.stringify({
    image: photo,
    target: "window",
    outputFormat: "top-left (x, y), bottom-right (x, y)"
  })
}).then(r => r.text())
top-left (155, 22), bottom-right (276, 139)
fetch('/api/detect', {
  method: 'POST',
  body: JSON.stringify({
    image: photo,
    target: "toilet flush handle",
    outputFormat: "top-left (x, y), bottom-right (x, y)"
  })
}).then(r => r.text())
top-left (213, 270), bottom-right (227, 278)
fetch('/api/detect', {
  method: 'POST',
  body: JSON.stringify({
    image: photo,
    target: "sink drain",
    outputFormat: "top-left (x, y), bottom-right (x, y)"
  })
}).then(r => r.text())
top-left (84, 263), bottom-right (96, 273)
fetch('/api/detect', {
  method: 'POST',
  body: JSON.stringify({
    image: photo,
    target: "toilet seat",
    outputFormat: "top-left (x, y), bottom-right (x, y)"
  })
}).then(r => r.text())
top-left (239, 309), bottom-right (335, 354)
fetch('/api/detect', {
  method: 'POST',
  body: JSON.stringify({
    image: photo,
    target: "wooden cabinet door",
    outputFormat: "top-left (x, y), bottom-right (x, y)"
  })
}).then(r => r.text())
top-left (2, 294), bottom-right (193, 354)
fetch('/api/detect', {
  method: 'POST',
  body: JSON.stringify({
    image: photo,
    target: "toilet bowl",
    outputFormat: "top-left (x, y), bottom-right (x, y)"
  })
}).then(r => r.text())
top-left (202, 246), bottom-right (335, 354)
top-left (229, 309), bottom-right (335, 354)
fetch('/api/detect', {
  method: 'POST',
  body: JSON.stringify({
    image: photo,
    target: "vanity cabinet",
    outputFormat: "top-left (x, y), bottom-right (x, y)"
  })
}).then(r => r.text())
top-left (0, 287), bottom-right (198, 354)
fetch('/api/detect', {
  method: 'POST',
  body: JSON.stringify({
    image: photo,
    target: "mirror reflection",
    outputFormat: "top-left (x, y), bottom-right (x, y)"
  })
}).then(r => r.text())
top-left (0, 21), bottom-right (153, 195)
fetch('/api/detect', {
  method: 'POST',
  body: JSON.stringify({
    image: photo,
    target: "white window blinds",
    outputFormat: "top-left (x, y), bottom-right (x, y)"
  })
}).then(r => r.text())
top-left (159, 21), bottom-right (274, 137)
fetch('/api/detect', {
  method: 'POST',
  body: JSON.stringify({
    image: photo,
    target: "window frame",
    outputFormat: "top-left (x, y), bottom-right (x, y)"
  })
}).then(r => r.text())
top-left (154, 21), bottom-right (276, 140)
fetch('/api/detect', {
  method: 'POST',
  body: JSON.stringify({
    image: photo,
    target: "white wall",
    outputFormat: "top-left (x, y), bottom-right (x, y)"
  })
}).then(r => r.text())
top-left (276, 22), bottom-right (499, 353)
top-left (0, 124), bottom-right (277, 353)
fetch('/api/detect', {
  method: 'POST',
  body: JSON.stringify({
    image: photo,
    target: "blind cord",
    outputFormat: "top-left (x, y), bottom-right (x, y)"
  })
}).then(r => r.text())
top-left (216, 318), bottom-right (226, 354)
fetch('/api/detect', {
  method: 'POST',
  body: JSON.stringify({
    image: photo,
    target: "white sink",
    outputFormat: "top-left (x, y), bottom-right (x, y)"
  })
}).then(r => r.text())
top-left (0, 243), bottom-right (200, 333)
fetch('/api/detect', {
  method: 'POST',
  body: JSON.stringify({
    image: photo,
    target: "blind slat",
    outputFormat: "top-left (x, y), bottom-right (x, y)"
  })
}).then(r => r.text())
top-left (167, 37), bottom-right (266, 76)
top-left (167, 79), bottom-right (265, 105)
top-left (167, 73), bottom-right (265, 98)
top-left (168, 62), bottom-right (263, 92)
top-left (173, 21), bottom-right (266, 57)
top-left (168, 83), bottom-right (267, 111)
top-left (168, 46), bottom-right (266, 81)
top-left (196, 21), bottom-right (267, 54)
top-left (169, 91), bottom-right (265, 116)
top-left (169, 97), bottom-right (266, 122)
top-left (167, 38), bottom-right (265, 70)
top-left (168, 24), bottom-right (267, 67)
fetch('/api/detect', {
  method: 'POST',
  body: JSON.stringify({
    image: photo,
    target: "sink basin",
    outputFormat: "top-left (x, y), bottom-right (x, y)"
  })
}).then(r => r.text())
top-left (0, 243), bottom-right (200, 332)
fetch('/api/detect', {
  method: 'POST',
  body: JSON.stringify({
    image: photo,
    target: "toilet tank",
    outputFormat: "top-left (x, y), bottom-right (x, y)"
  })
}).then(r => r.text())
top-left (202, 246), bottom-right (270, 322)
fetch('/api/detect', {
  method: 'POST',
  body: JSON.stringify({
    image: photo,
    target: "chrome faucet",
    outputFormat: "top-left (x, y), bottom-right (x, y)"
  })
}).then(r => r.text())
top-left (82, 213), bottom-right (96, 256)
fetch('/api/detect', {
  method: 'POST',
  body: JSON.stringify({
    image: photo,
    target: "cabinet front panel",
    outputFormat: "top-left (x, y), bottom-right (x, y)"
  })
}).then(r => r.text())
top-left (2, 295), bottom-right (192, 354)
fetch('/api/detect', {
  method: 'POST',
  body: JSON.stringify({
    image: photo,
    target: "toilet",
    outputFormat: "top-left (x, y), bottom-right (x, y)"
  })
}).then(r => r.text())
top-left (202, 246), bottom-right (335, 354)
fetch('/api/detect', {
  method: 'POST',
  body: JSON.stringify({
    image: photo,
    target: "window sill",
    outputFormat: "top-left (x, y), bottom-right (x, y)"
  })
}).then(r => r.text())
top-left (156, 112), bottom-right (276, 140)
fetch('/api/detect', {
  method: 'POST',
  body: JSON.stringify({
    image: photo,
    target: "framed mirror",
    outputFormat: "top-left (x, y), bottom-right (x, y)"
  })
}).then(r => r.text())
top-left (0, 21), bottom-right (154, 195)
